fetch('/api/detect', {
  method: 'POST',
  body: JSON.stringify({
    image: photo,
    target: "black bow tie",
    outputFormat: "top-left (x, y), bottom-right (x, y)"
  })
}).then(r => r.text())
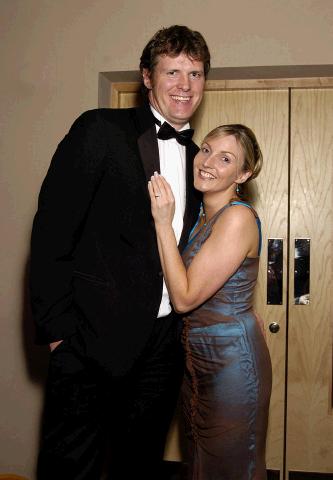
top-left (155, 118), bottom-right (194, 146)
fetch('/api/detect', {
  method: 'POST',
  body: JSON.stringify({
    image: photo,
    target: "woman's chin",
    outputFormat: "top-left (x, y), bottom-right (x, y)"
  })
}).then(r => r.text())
top-left (194, 179), bottom-right (210, 193)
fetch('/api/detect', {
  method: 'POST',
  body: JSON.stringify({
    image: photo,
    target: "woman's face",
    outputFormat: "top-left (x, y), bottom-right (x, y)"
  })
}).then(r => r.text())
top-left (193, 134), bottom-right (250, 194)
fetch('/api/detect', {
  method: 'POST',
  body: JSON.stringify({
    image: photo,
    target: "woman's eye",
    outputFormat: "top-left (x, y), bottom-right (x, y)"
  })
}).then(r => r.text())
top-left (201, 147), bottom-right (209, 153)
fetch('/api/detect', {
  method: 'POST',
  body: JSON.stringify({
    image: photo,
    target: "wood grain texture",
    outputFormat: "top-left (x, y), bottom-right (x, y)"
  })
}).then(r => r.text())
top-left (110, 82), bottom-right (289, 475)
top-left (287, 89), bottom-right (333, 474)
top-left (109, 78), bottom-right (333, 478)
top-left (106, 76), bottom-right (333, 109)
top-left (190, 89), bottom-right (289, 474)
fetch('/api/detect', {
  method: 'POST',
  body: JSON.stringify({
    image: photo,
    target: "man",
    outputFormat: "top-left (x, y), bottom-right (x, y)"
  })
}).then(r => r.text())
top-left (30, 25), bottom-right (210, 479)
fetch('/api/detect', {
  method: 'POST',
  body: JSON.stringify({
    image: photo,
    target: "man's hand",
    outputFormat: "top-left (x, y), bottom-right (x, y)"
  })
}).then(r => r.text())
top-left (49, 340), bottom-right (63, 352)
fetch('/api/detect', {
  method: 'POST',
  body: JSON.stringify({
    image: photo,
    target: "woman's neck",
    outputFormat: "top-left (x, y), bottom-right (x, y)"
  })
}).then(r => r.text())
top-left (202, 192), bottom-right (239, 222)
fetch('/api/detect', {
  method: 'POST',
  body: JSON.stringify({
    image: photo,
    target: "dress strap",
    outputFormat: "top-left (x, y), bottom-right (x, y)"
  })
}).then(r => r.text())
top-left (189, 203), bottom-right (204, 240)
top-left (189, 202), bottom-right (229, 240)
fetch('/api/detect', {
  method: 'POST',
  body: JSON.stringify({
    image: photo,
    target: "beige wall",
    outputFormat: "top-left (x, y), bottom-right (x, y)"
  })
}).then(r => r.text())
top-left (1, 0), bottom-right (332, 476)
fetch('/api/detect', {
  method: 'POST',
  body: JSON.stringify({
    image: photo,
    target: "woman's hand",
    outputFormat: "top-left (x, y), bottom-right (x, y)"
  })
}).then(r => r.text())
top-left (148, 172), bottom-right (175, 227)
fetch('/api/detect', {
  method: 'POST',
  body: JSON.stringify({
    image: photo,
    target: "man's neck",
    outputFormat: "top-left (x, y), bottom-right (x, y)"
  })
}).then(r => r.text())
top-left (149, 105), bottom-right (190, 131)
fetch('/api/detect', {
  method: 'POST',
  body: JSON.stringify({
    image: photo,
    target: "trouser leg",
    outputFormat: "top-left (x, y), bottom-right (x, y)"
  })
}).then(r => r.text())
top-left (106, 312), bottom-right (184, 480)
top-left (37, 337), bottom-right (106, 480)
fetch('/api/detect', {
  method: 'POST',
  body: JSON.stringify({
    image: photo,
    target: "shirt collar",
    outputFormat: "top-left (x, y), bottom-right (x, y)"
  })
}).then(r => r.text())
top-left (150, 105), bottom-right (190, 132)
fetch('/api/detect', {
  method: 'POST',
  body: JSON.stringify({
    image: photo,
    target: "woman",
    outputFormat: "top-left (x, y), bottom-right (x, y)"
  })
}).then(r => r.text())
top-left (148, 124), bottom-right (272, 480)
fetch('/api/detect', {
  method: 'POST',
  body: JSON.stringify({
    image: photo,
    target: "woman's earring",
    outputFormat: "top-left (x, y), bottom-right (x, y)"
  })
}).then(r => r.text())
top-left (236, 183), bottom-right (240, 195)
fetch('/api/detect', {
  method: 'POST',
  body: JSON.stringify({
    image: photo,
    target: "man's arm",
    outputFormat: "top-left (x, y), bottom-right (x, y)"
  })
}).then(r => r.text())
top-left (30, 110), bottom-right (110, 345)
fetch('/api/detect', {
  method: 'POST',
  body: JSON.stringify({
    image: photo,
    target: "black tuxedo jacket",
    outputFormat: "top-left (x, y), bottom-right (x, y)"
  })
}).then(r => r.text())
top-left (30, 103), bottom-right (201, 375)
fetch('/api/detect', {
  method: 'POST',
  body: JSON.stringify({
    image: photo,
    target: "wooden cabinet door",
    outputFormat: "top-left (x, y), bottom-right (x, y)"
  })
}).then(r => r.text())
top-left (286, 88), bottom-right (333, 478)
top-left (108, 80), bottom-right (333, 479)
top-left (189, 88), bottom-right (289, 478)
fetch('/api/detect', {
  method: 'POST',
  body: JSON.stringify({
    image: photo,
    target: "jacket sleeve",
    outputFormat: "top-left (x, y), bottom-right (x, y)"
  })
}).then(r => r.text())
top-left (30, 110), bottom-right (110, 344)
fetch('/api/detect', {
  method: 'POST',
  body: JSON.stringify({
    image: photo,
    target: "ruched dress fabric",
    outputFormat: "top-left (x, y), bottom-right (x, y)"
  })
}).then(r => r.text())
top-left (181, 202), bottom-right (272, 480)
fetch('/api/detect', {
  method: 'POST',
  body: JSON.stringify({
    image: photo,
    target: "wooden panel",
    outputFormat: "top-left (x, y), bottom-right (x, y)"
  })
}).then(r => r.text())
top-left (104, 73), bottom-right (333, 109)
top-left (109, 82), bottom-right (289, 475)
top-left (110, 83), bottom-right (142, 108)
top-left (287, 89), bottom-right (333, 474)
top-left (190, 89), bottom-right (289, 476)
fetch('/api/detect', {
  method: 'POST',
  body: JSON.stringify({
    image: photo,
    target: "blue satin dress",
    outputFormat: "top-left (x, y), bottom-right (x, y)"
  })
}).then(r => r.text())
top-left (181, 201), bottom-right (272, 480)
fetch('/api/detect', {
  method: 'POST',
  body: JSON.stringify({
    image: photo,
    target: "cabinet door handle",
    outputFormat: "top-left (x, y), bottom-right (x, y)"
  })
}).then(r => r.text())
top-left (269, 322), bottom-right (280, 333)
top-left (294, 238), bottom-right (310, 305)
top-left (267, 239), bottom-right (283, 305)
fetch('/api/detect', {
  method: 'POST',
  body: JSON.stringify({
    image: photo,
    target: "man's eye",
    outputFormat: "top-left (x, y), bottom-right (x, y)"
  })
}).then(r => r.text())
top-left (191, 72), bottom-right (202, 78)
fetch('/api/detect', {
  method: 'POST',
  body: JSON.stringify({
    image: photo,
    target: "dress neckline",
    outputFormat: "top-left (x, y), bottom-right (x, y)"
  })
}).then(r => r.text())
top-left (188, 201), bottom-right (260, 257)
top-left (189, 202), bottom-right (232, 242)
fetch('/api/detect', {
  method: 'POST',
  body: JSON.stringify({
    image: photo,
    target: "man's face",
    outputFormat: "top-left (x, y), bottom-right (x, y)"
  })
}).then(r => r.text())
top-left (142, 53), bottom-right (205, 130)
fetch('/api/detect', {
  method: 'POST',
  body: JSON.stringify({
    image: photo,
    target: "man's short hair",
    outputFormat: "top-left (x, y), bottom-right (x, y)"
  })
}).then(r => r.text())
top-left (140, 25), bottom-right (210, 77)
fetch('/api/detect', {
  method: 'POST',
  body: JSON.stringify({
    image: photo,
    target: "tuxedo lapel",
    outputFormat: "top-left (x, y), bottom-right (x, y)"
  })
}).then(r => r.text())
top-left (133, 104), bottom-right (200, 251)
top-left (134, 103), bottom-right (160, 182)
top-left (137, 126), bottom-right (160, 182)
top-left (179, 141), bottom-right (201, 251)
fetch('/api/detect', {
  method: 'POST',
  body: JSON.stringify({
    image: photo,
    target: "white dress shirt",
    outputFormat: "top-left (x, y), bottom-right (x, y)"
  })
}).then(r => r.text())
top-left (150, 106), bottom-right (189, 317)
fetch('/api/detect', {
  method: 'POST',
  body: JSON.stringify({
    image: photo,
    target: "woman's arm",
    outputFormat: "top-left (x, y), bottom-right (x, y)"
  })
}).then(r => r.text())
top-left (148, 174), bottom-right (258, 313)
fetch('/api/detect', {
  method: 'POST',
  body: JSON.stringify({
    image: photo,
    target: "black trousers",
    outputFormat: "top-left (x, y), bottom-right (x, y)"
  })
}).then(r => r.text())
top-left (37, 312), bottom-right (184, 480)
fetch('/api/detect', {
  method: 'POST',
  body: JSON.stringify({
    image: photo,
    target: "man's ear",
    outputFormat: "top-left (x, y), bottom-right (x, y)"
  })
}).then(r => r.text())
top-left (142, 68), bottom-right (152, 90)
